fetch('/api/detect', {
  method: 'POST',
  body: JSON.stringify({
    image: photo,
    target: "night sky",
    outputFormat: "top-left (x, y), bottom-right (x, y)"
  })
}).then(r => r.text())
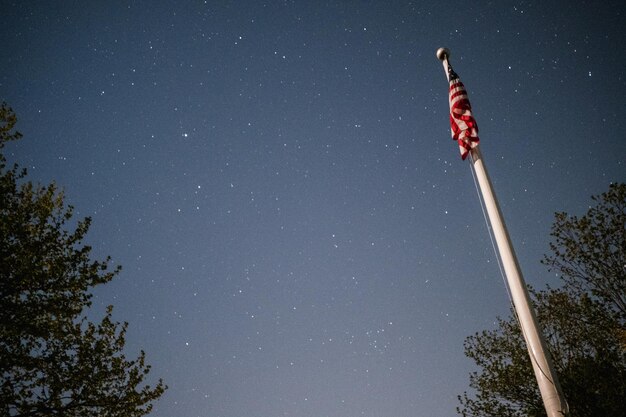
top-left (2, 1), bottom-right (625, 416)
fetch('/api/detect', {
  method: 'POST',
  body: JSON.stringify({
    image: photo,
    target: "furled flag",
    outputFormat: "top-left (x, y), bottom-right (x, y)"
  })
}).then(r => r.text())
top-left (447, 63), bottom-right (479, 159)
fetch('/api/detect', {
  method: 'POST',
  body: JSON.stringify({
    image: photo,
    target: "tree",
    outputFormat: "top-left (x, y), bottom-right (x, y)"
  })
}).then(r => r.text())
top-left (544, 183), bottom-right (626, 322)
top-left (0, 103), bottom-right (166, 416)
top-left (457, 183), bottom-right (626, 417)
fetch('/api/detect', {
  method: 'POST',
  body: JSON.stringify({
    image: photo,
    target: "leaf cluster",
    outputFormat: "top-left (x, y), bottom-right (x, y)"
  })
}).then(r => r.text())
top-left (543, 183), bottom-right (626, 322)
top-left (0, 103), bottom-right (165, 416)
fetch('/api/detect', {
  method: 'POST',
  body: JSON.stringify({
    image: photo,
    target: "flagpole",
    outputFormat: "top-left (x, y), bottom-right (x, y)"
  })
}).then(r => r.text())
top-left (436, 48), bottom-right (568, 417)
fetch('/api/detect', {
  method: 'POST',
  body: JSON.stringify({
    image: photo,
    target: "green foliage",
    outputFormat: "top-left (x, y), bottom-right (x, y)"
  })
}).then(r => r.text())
top-left (0, 103), bottom-right (165, 416)
top-left (0, 102), bottom-right (22, 148)
top-left (458, 183), bottom-right (626, 417)
top-left (543, 183), bottom-right (626, 321)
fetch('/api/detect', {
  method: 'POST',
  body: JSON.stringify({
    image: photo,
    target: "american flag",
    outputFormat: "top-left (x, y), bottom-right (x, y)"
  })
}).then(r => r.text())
top-left (447, 64), bottom-right (479, 160)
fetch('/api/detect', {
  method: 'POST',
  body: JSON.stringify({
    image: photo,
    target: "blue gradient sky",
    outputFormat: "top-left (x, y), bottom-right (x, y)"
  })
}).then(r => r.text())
top-left (2, 1), bottom-right (625, 416)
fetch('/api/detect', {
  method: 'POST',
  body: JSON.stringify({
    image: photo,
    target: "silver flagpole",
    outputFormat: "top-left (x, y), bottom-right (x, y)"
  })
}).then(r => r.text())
top-left (436, 47), bottom-right (568, 417)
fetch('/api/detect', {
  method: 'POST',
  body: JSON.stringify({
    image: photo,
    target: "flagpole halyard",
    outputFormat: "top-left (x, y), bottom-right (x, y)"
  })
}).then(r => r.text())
top-left (437, 48), bottom-right (569, 417)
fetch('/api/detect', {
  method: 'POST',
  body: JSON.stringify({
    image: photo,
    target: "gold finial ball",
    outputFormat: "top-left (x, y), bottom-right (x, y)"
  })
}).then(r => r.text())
top-left (436, 47), bottom-right (450, 61)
